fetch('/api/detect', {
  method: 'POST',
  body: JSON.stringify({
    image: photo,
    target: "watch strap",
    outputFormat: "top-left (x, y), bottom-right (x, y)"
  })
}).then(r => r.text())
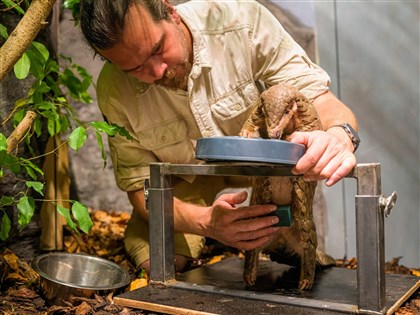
top-left (329, 123), bottom-right (360, 151)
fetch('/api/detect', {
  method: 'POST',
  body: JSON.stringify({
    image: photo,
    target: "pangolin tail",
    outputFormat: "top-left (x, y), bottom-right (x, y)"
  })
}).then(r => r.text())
top-left (316, 249), bottom-right (337, 268)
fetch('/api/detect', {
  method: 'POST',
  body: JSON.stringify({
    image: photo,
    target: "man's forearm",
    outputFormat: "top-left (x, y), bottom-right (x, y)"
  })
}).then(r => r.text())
top-left (313, 91), bottom-right (358, 131)
top-left (127, 189), bottom-right (209, 236)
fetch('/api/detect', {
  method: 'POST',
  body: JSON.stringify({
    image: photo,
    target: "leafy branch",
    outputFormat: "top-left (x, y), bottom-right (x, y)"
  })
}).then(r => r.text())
top-left (0, 0), bottom-right (133, 241)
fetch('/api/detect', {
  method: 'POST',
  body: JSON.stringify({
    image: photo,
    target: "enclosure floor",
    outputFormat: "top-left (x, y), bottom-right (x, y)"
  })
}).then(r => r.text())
top-left (115, 257), bottom-right (420, 314)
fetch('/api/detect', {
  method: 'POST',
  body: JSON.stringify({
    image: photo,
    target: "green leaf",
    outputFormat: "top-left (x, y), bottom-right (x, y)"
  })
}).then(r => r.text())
top-left (35, 81), bottom-right (51, 94)
top-left (60, 68), bottom-right (82, 96)
top-left (0, 213), bottom-right (11, 241)
top-left (57, 204), bottom-right (77, 231)
top-left (24, 165), bottom-right (37, 180)
top-left (45, 74), bottom-right (62, 96)
top-left (0, 133), bottom-right (7, 151)
top-left (22, 159), bottom-right (44, 177)
top-left (0, 23), bottom-right (8, 39)
top-left (95, 130), bottom-right (107, 169)
top-left (71, 202), bottom-right (93, 234)
top-left (63, 0), bottom-right (81, 24)
top-left (87, 122), bottom-right (134, 141)
top-left (79, 91), bottom-right (92, 104)
top-left (31, 41), bottom-right (49, 61)
top-left (17, 196), bottom-right (35, 229)
top-left (35, 101), bottom-right (53, 111)
top-left (2, 0), bottom-right (25, 14)
top-left (46, 59), bottom-right (59, 74)
top-left (41, 109), bottom-right (58, 120)
top-left (118, 126), bottom-right (134, 140)
top-left (47, 118), bottom-right (58, 137)
top-left (33, 117), bottom-right (42, 137)
top-left (13, 109), bottom-right (26, 127)
top-left (26, 181), bottom-right (44, 196)
top-left (13, 53), bottom-right (31, 79)
top-left (60, 115), bottom-right (70, 133)
top-left (26, 49), bottom-right (45, 80)
top-left (90, 121), bottom-right (118, 136)
top-left (0, 151), bottom-right (21, 174)
top-left (68, 126), bottom-right (87, 151)
top-left (0, 196), bottom-right (14, 207)
top-left (14, 98), bottom-right (27, 108)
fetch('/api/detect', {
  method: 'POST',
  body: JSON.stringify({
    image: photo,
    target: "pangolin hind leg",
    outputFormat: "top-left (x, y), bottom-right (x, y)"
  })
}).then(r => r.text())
top-left (293, 178), bottom-right (318, 290)
top-left (243, 248), bottom-right (261, 287)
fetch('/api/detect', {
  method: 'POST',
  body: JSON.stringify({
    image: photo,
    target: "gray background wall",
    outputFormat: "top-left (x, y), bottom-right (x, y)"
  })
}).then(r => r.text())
top-left (312, 1), bottom-right (420, 267)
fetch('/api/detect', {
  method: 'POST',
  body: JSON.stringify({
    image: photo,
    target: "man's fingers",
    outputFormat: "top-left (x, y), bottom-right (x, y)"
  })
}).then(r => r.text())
top-left (216, 190), bottom-right (248, 206)
top-left (289, 130), bottom-right (356, 186)
top-left (325, 155), bottom-right (356, 186)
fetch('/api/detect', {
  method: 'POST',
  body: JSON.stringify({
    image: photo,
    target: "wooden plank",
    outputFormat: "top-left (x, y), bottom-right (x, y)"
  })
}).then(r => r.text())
top-left (114, 285), bottom-right (343, 315)
top-left (114, 296), bottom-right (216, 315)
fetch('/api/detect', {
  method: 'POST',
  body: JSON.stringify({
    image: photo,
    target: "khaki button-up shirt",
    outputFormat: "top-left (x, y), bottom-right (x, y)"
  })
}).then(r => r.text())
top-left (96, 0), bottom-right (331, 192)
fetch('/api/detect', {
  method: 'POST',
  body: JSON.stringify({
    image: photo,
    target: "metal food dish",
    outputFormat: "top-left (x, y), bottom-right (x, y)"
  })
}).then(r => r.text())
top-left (195, 136), bottom-right (305, 165)
top-left (32, 252), bottom-right (131, 306)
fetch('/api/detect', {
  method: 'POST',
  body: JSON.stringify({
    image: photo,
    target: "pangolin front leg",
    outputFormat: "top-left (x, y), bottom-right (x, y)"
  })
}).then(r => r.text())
top-left (243, 177), bottom-right (272, 287)
top-left (239, 103), bottom-right (267, 138)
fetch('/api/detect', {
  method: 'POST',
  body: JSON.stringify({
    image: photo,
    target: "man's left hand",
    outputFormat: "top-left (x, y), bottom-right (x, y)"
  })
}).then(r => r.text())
top-left (289, 129), bottom-right (356, 186)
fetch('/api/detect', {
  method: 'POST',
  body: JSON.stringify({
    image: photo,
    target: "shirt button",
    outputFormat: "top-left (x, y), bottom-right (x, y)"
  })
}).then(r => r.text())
top-left (234, 104), bottom-right (242, 111)
top-left (160, 135), bottom-right (166, 143)
top-left (203, 130), bottom-right (211, 137)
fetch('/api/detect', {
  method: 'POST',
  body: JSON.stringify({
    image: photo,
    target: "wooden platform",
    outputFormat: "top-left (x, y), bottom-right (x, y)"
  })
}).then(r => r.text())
top-left (115, 257), bottom-right (420, 315)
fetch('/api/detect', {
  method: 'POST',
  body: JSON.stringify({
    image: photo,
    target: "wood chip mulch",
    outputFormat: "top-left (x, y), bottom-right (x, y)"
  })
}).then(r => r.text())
top-left (0, 209), bottom-right (419, 314)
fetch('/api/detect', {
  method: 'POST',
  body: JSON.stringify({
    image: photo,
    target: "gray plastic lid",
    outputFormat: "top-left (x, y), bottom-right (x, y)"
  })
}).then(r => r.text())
top-left (195, 136), bottom-right (305, 165)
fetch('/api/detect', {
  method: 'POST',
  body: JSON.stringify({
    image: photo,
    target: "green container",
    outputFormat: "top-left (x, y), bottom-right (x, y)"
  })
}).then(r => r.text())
top-left (272, 205), bottom-right (292, 227)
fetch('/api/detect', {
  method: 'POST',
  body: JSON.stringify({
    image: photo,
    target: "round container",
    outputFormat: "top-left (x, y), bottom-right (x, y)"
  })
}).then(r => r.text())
top-left (31, 252), bottom-right (131, 306)
top-left (195, 136), bottom-right (305, 165)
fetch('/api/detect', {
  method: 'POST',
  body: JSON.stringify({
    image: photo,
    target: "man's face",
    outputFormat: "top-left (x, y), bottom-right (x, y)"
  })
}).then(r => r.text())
top-left (98, 4), bottom-right (192, 90)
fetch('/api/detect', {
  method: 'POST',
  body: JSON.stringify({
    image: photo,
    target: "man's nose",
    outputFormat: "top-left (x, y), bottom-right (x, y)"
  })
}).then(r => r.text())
top-left (148, 58), bottom-right (167, 80)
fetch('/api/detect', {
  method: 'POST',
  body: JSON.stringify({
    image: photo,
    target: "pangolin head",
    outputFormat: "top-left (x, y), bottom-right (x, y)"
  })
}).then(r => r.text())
top-left (261, 84), bottom-right (303, 139)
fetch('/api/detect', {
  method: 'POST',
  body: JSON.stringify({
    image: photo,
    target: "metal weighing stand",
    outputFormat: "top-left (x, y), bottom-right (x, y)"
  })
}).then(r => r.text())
top-left (115, 162), bottom-right (420, 315)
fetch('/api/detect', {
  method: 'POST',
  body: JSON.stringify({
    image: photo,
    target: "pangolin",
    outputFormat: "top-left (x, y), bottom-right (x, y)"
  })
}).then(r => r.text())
top-left (239, 83), bottom-right (336, 290)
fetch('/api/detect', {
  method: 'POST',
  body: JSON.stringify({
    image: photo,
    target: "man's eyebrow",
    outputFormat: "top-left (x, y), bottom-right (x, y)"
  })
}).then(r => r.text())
top-left (122, 35), bottom-right (165, 73)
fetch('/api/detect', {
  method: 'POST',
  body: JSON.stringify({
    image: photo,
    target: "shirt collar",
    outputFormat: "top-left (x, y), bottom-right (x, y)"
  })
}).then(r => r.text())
top-left (177, 8), bottom-right (212, 76)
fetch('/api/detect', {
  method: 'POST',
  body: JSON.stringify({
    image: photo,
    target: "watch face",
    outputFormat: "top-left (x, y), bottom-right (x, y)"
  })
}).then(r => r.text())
top-left (342, 123), bottom-right (360, 150)
top-left (345, 123), bottom-right (360, 142)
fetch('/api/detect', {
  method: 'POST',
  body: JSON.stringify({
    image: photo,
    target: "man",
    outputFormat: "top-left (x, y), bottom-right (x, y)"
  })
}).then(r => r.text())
top-left (79, 0), bottom-right (358, 272)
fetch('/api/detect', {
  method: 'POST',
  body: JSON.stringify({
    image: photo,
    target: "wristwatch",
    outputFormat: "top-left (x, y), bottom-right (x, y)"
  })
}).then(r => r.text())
top-left (329, 123), bottom-right (361, 152)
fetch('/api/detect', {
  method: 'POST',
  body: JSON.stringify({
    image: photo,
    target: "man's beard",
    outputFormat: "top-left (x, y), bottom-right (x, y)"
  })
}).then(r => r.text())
top-left (155, 61), bottom-right (192, 91)
top-left (155, 22), bottom-right (192, 91)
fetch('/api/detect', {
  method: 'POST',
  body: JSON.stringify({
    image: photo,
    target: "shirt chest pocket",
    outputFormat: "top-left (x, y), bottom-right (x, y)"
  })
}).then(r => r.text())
top-left (137, 118), bottom-right (196, 164)
top-left (209, 81), bottom-right (261, 135)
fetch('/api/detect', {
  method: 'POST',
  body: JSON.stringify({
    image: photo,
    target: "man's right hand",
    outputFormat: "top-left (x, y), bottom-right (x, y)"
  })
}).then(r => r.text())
top-left (204, 190), bottom-right (280, 250)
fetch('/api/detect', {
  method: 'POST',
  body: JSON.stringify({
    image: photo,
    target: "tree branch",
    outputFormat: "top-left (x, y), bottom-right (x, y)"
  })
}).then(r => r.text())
top-left (6, 110), bottom-right (37, 153)
top-left (0, 0), bottom-right (57, 82)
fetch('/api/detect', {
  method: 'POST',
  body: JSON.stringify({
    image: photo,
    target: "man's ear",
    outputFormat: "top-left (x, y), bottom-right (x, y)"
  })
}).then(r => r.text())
top-left (163, 0), bottom-right (181, 24)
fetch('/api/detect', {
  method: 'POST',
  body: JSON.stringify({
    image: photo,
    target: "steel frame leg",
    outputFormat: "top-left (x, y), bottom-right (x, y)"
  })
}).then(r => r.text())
top-left (148, 163), bottom-right (175, 283)
top-left (354, 163), bottom-right (386, 314)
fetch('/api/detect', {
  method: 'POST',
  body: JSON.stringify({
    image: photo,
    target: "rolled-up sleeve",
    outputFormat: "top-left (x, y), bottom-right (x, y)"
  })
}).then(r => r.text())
top-left (108, 134), bottom-right (156, 191)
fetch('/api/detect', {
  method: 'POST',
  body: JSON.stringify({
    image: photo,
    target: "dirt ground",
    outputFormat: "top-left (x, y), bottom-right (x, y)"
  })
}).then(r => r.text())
top-left (0, 209), bottom-right (419, 315)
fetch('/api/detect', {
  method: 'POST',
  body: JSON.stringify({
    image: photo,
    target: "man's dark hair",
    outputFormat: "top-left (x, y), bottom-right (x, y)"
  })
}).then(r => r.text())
top-left (80, 0), bottom-right (171, 51)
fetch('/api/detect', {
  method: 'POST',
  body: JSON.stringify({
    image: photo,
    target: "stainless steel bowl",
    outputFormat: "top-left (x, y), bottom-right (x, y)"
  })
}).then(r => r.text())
top-left (32, 252), bottom-right (131, 306)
